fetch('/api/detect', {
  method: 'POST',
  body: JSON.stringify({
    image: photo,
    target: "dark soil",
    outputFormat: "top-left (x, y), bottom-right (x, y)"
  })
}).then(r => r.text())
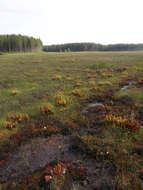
top-left (0, 133), bottom-right (115, 190)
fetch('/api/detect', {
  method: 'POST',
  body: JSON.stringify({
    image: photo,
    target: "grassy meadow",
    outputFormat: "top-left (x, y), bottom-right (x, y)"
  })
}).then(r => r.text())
top-left (0, 51), bottom-right (143, 189)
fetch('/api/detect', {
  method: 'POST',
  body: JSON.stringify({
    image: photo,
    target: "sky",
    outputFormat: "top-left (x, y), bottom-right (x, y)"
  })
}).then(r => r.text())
top-left (0, 0), bottom-right (143, 45)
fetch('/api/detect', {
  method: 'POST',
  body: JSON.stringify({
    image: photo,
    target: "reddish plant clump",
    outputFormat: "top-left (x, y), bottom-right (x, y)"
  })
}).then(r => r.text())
top-left (69, 166), bottom-right (85, 180)
top-left (0, 160), bottom-right (6, 167)
top-left (106, 114), bottom-right (140, 131)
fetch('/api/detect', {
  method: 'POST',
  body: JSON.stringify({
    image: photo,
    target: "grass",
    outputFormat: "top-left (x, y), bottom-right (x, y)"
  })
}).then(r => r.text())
top-left (0, 51), bottom-right (143, 189)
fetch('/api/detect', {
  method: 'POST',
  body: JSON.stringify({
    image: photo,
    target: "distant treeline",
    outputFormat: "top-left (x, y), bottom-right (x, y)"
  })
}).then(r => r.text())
top-left (43, 43), bottom-right (143, 52)
top-left (0, 34), bottom-right (43, 52)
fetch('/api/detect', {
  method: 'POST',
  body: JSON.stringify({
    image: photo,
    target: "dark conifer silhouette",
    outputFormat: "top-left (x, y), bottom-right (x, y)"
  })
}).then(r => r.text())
top-left (0, 34), bottom-right (42, 52)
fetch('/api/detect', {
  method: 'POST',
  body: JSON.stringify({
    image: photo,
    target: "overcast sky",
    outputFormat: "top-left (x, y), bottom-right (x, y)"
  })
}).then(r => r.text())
top-left (0, 0), bottom-right (143, 45)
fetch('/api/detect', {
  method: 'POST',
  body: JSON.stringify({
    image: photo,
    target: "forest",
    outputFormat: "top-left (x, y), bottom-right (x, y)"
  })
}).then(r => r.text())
top-left (43, 42), bottom-right (143, 52)
top-left (1, 35), bottom-right (143, 53)
top-left (0, 34), bottom-right (43, 52)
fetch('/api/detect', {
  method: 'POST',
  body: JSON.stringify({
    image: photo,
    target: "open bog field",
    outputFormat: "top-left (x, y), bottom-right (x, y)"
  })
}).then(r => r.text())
top-left (0, 51), bottom-right (143, 189)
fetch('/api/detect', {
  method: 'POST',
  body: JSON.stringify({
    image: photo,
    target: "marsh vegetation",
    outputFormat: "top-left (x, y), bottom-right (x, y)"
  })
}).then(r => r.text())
top-left (0, 51), bottom-right (143, 189)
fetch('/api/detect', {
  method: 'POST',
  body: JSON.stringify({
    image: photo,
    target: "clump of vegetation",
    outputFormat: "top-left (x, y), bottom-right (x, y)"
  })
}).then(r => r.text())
top-left (66, 77), bottom-right (72, 80)
top-left (3, 113), bottom-right (29, 129)
top-left (87, 74), bottom-right (96, 79)
top-left (7, 113), bottom-right (29, 122)
top-left (55, 92), bottom-right (70, 106)
top-left (11, 89), bottom-right (20, 95)
top-left (4, 121), bottom-right (17, 129)
top-left (71, 88), bottom-right (88, 99)
top-left (52, 74), bottom-right (62, 80)
top-left (106, 113), bottom-right (140, 131)
top-left (72, 89), bottom-right (83, 97)
top-left (138, 79), bottom-right (143, 85)
top-left (88, 80), bottom-right (96, 86)
top-left (98, 81), bottom-right (112, 86)
top-left (40, 103), bottom-right (54, 115)
top-left (102, 73), bottom-right (113, 77)
top-left (42, 162), bottom-right (84, 189)
top-left (75, 81), bottom-right (82, 87)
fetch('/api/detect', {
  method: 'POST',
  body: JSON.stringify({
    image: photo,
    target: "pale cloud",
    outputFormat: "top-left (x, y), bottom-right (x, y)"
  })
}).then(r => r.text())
top-left (0, 0), bottom-right (143, 45)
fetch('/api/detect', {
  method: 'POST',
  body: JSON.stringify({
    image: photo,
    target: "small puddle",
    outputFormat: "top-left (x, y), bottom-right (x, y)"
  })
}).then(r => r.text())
top-left (121, 81), bottom-right (137, 90)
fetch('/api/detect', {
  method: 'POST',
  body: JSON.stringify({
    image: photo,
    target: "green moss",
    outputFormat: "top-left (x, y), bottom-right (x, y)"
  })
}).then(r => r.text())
top-left (117, 88), bottom-right (143, 104)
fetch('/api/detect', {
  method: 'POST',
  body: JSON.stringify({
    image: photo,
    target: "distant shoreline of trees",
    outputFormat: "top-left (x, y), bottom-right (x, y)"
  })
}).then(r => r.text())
top-left (1, 35), bottom-right (143, 53)
top-left (0, 34), bottom-right (43, 52)
top-left (43, 43), bottom-right (143, 52)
